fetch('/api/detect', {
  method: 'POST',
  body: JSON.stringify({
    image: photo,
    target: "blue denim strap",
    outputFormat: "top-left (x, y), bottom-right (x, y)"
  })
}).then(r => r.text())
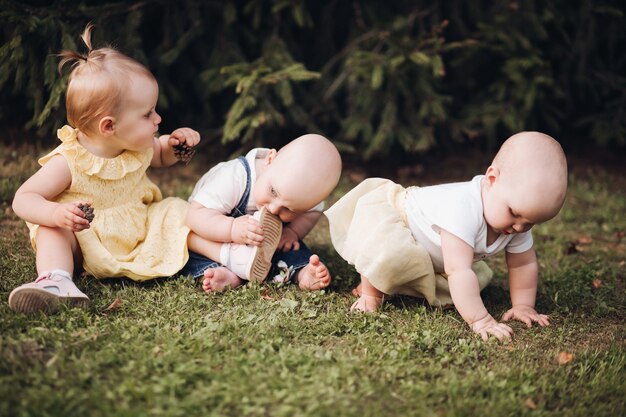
top-left (228, 156), bottom-right (251, 218)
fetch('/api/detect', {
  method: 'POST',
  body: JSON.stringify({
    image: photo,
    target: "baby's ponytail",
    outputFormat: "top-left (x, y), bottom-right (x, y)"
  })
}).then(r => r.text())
top-left (57, 23), bottom-right (96, 74)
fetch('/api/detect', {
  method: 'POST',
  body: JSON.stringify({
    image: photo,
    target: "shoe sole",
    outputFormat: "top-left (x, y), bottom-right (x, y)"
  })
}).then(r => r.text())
top-left (246, 207), bottom-right (283, 282)
top-left (8, 287), bottom-right (89, 314)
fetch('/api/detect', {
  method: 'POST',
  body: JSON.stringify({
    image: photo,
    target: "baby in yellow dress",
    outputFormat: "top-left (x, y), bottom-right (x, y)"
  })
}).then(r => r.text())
top-left (8, 24), bottom-right (200, 314)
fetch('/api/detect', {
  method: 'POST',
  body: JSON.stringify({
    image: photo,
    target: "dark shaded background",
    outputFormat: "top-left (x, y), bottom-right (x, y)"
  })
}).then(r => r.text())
top-left (1, 0), bottom-right (625, 163)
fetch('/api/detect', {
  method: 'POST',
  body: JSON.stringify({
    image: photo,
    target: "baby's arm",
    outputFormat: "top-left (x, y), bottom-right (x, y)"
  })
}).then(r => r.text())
top-left (278, 211), bottom-right (321, 251)
top-left (441, 229), bottom-right (513, 341)
top-left (151, 127), bottom-right (200, 167)
top-left (502, 249), bottom-right (550, 327)
top-left (186, 201), bottom-right (264, 245)
top-left (12, 155), bottom-right (91, 231)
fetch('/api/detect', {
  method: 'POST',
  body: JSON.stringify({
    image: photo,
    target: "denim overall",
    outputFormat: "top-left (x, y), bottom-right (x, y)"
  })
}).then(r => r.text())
top-left (180, 156), bottom-right (313, 282)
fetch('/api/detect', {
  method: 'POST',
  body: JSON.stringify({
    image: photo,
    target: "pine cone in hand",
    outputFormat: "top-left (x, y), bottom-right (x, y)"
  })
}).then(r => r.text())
top-left (78, 204), bottom-right (95, 223)
top-left (173, 143), bottom-right (196, 164)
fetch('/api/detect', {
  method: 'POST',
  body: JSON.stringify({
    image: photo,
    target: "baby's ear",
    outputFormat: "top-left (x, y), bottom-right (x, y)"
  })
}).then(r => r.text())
top-left (485, 165), bottom-right (500, 185)
top-left (265, 148), bottom-right (278, 164)
top-left (98, 116), bottom-right (115, 136)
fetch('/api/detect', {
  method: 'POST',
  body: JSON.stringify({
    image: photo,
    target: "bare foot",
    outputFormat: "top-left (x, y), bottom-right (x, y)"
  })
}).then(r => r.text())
top-left (351, 283), bottom-right (362, 297)
top-left (295, 255), bottom-right (331, 291)
top-left (350, 294), bottom-right (383, 312)
top-left (202, 267), bottom-right (244, 293)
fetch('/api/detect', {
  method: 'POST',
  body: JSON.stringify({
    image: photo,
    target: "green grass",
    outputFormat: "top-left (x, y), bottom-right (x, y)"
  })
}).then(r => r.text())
top-left (1, 145), bottom-right (624, 417)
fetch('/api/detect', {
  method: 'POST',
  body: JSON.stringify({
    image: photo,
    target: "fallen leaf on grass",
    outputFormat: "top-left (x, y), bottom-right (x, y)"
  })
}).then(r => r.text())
top-left (576, 236), bottom-right (593, 244)
top-left (524, 398), bottom-right (537, 409)
top-left (102, 297), bottom-right (122, 314)
top-left (260, 288), bottom-right (274, 300)
top-left (557, 351), bottom-right (574, 365)
top-left (565, 235), bottom-right (594, 254)
top-left (592, 278), bottom-right (602, 289)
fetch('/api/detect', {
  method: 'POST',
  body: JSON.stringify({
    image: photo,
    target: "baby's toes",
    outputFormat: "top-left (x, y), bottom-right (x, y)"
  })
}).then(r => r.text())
top-left (315, 267), bottom-right (330, 283)
top-left (315, 264), bottom-right (328, 277)
top-left (202, 276), bottom-right (213, 291)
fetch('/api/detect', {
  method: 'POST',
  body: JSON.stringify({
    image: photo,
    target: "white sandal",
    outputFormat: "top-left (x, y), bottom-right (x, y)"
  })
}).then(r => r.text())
top-left (8, 271), bottom-right (89, 314)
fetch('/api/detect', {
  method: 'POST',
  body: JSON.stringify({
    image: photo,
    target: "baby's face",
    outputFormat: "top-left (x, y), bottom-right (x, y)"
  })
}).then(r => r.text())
top-left (482, 174), bottom-right (560, 236)
top-left (110, 75), bottom-right (161, 151)
top-left (253, 160), bottom-right (320, 222)
top-left (482, 185), bottom-right (535, 235)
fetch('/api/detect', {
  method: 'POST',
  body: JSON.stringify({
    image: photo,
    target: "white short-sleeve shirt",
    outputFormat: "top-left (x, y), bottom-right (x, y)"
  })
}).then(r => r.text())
top-left (405, 175), bottom-right (533, 272)
top-left (189, 148), bottom-right (324, 215)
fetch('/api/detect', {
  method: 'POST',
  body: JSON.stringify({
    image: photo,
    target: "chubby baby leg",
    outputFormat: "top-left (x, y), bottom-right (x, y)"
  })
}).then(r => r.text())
top-left (294, 255), bottom-right (331, 291)
top-left (350, 275), bottom-right (384, 312)
top-left (35, 226), bottom-right (81, 274)
top-left (202, 267), bottom-right (244, 293)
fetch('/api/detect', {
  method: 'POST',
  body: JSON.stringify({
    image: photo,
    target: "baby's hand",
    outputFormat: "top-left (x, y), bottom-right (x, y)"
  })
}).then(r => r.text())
top-left (278, 227), bottom-right (300, 251)
top-left (470, 314), bottom-right (513, 341)
top-left (53, 202), bottom-right (92, 232)
top-left (230, 215), bottom-right (264, 246)
top-left (502, 305), bottom-right (550, 328)
top-left (168, 127), bottom-right (200, 148)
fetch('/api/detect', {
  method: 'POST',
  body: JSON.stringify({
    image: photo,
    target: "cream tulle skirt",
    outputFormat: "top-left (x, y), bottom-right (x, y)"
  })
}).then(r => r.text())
top-left (325, 178), bottom-right (492, 307)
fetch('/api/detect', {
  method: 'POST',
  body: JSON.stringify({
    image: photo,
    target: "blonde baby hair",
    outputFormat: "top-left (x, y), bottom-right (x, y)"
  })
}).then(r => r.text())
top-left (58, 23), bottom-right (155, 136)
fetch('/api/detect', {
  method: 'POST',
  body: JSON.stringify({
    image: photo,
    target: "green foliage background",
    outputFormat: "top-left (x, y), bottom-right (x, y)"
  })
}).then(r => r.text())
top-left (1, 0), bottom-right (624, 158)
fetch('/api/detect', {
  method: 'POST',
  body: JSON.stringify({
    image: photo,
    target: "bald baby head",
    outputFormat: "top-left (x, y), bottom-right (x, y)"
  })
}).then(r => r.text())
top-left (272, 134), bottom-right (342, 208)
top-left (253, 134), bottom-right (342, 221)
top-left (492, 131), bottom-right (568, 221)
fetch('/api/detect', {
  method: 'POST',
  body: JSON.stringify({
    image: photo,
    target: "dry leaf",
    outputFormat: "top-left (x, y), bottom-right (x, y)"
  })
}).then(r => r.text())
top-left (102, 297), bottom-right (122, 314)
top-left (576, 236), bottom-right (593, 244)
top-left (260, 288), bottom-right (274, 300)
top-left (557, 351), bottom-right (574, 365)
top-left (592, 278), bottom-right (602, 289)
top-left (524, 398), bottom-right (537, 409)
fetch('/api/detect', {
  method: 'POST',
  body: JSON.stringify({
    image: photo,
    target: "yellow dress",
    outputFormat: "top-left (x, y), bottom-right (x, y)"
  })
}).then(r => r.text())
top-left (27, 125), bottom-right (190, 281)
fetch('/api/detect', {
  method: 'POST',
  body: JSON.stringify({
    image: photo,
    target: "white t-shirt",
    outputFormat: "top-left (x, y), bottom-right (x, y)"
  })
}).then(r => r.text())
top-left (405, 175), bottom-right (533, 272)
top-left (189, 148), bottom-right (323, 215)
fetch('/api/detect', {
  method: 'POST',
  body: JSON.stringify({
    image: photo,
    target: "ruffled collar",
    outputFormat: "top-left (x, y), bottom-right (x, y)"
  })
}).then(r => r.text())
top-left (57, 125), bottom-right (146, 180)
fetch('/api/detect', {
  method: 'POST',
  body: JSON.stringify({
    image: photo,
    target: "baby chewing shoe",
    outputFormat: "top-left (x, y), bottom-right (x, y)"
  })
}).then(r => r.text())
top-left (8, 271), bottom-right (89, 314)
